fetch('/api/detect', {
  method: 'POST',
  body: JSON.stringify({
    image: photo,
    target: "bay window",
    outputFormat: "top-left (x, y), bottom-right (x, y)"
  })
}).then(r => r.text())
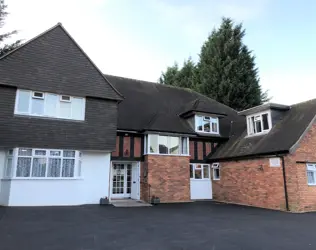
top-left (4, 148), bottom-right (82, 179)
top-left (195, 115), bottom-right (219, 134)
top-left (145, 134), bottom-right (189, 155)
top-left (15, 89), bottom-right (85, 121)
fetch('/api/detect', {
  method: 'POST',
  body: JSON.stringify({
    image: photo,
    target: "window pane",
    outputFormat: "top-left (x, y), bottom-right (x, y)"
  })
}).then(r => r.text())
top-left (71, 97), bottom-right (84, 120)
top-left (211, 122), bottom-right (218, 133)
top-left (181, 137), bottom-right (188, 155)
top-left (62, 159), bottom-right (75, 177)
top-left (214, 168), bottom-right (220, 180)
top-left (169, 137), bottom-right (179, 154)
top-left (251, 117), bottom-right (255, 134)
top-left (149, 135), bottom-right (158, 153)
top-left (158, 136), bottom-right (168, 154)
top-left (35, 150), bottom-right (46, 156)
top-left (59, 101), bottom-right (71, 118)
top-left (8, 149), bottom-right (13, 156)
top-left (203, 119), bottom-right (210, 132)
top-left (16, 157), bottom-right (31, 177)
top-left (203, 165), bottom-right (210, 178)
top-left (63, 150), bottom-right (75, 158)
top-left (45, 94), bottom-right (58, 117)
top-left (194, 168), bottom-right (202, 179)
top-left (196, 116), bottom-right (203, 131)
top-left (31, 98), bottom-right (44, 115)
top-left (50, 150), bottom-right (61, 156)
top-left (32, 158), bottom-right (47, 177)
top-left (190, 164), bottom-right (194, 178)
top-left (255, 121), bottom-right (262, 133)
top-left (5, 158), bottom-right (13, 177)
top-left (47, 158), bottom-right (61, 177)
top-left (262, 114), bottom-right (269, 130)
top-left (18, 148), bottom-right (32, 156)
top-left (17, 90), bottom-right (30, 113)
top-left (307, 171), bottom-right (315, 184)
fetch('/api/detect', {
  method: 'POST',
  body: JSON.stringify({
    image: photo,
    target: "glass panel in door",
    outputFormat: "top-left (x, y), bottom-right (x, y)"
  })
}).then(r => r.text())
top-left (112, 164), bottom-right (125, 195)
top-left (126, 164), bottom-right (132, 194)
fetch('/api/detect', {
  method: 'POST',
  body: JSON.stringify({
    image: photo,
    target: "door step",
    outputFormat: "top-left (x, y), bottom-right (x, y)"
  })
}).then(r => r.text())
top-left (111, 199), bottom-right (152, 207)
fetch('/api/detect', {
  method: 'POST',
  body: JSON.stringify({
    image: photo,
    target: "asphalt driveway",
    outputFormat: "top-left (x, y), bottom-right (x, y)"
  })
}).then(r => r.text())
top-left (0, 201), bottom-right (315, 250)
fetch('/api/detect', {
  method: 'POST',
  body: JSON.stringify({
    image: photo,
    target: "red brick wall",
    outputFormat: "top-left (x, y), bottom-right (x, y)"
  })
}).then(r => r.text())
top-left (197, 142), bottom-right (203, 160)
top-left (112, 136), bottom-right (120, 157)
top-left (134, 137), bottom-right (142, 157)
top-left (212, 158), bottom-right (287, 211)
top-left (145, 155), bottom-right (190, 202)
top-left (189, 141), bottom-right (194, 160)
top-left (284, 123), bottom-right (316, 212)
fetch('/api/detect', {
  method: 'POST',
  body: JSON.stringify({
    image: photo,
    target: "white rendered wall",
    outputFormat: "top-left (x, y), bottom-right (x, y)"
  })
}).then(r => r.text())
top-left (0, 150), bottom-right (10, 205)
top-left (7, 151), bottom-right (110, 206)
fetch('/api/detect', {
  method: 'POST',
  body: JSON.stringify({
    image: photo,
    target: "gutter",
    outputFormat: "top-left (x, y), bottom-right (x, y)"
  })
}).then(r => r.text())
top-left (280, 155), bottom-right (290, 211)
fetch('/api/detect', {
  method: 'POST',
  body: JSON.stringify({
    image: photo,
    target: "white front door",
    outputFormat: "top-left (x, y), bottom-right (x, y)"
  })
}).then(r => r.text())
top-left (111, 163), bottom-right (132, 198)
top-left (131, 163), bottom-right (140, 200)
top-left (190, 164), bottom-right (212, 199)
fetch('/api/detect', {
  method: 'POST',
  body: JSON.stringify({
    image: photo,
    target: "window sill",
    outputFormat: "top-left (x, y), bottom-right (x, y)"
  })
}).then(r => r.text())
top-left (144, 153), bottom-right (190, 157)
top-left (246, 131), bottom-right (270, 138)
top-left (213, 178), bottom-right (220, 181)
top-left (308, 183), bottom-right (316, 186)
top-left (14, 113), bottom-right (85, 123)
top-left (196, 131), bottom-right (220, 135)
top-left (1, 177), bottom-right (84, 181)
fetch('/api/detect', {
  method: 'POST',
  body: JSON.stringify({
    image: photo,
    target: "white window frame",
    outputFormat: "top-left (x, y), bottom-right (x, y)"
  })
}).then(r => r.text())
top-left (3, 148), bottom-right (82, 180)
top-left (145, 134), bottom-right (189, 156)
top-left (195, 115), bottom-right (219, 134)
top-left (190, 164), bottom-right (211, 180)
top-left (14, 89), bottom-right (86, 121)
top-left (306, 164), bottom-right (316, 186)
top-left (212, 163), bottom-right (220, 180)
top-left (246, 110), bottom-right (272, 136)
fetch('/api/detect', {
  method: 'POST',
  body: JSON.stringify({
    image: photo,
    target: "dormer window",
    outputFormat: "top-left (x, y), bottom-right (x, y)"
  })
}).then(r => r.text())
top-left (247, 111), bottom-right (272, 136)
top-left (195, 115), bottom-right (219, 134)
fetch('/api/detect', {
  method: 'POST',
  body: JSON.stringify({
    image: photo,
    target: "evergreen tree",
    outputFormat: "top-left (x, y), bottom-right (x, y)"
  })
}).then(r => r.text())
top-left (158, 62), bottom-right (179, 85)
top-left (197, 17), bottom-right (268, 110)
top-left (0, 4), bottom-right (21, 57)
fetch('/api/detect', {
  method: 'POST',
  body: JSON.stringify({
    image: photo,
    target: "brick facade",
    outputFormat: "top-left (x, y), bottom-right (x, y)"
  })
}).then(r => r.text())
top-left (213, 123), bottom-right (316, 213)
top-left (284, 123), bottom-right (316, 212)
top-left (212, 158), bottom-right (287, 210)
top-left (145, 155), bottom-right (190, 202)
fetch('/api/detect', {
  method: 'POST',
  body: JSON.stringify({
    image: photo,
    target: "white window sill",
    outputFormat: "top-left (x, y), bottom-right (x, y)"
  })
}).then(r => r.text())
top-left (196, 131), bottom-right (220, 135)
top-left (14, 113), bottom-right (85, 122)
top-left (246, 130), bottom-right (270, 138)
top-left (213, 178), bottom-right (220, 181)
top-left (1, 177), bottom-right (84, 181)
top-left (144, 153), bottom-right (190, 157)
top-left (308, 183), bottom-right (316, 186)
top-left (190, 178), bottom-right (211, 181)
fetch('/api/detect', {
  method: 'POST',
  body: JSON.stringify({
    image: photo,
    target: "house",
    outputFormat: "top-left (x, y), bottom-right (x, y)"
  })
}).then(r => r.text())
top-left (1, 24), bottom-right (316, 212)
top-left (0, 24), bottom-right (123, 206)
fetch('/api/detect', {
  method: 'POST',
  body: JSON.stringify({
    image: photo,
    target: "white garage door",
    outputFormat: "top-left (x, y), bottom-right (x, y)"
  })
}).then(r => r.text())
top-left (190, 164), bottom-right (212, 200)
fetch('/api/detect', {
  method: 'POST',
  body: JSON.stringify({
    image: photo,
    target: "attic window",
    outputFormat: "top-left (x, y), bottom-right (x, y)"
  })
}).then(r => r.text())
top-left (195, 115), bottom-right (219, 134)
top-left (247, 111), bottom-right (272, 136)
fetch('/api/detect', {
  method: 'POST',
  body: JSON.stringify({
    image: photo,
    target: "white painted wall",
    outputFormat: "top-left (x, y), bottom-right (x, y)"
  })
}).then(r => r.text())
top-left (190, 179), bottom-right (212, 200)
top-left (7, 151), bottom-right (110, 206)
top-left (0, 150), bottom-right (10, 205)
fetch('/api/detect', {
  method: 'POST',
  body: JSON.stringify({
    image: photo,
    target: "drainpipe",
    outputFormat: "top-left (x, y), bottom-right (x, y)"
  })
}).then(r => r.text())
top-left (280, 156), bottom-right (290, 211)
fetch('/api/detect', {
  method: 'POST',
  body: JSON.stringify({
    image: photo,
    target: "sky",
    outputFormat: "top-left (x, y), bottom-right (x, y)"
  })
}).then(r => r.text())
top-left (3, 0), bottom-right (316, 105)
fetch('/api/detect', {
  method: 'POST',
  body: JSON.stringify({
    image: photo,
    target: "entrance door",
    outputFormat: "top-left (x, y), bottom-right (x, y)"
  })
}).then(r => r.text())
top-left (190, 164), bottom-right (212, 199)
top-left (111, 163), bottom-right (132, 198)
top-left (131, 163), bottom-right (140, 200)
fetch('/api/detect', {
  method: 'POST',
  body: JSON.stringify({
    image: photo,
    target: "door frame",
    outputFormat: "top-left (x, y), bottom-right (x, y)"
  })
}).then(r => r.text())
top-left (110, 161), bottom-right (140, 201)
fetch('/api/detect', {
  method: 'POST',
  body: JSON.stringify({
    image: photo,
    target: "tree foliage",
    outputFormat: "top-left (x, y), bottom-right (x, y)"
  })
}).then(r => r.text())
top-left (159, 17), bottom-right (269, 110)
top-left (0, 4), bottom-right (21, 57)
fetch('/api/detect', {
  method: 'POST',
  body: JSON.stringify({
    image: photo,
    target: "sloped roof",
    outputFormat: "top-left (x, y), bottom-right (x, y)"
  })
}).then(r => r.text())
top-left (0, 23), bottom-right (122, 101)
top-left (210, 99), bottom-right (316, 160)
top-left (104, 74), bottom-right (240, 137)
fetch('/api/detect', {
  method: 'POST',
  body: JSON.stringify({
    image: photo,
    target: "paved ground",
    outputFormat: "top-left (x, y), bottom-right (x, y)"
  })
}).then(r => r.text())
top-left (0, 202), bottom-right (316, 250)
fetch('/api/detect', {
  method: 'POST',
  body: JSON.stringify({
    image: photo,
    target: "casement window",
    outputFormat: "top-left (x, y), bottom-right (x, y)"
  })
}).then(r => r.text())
top-left (195, 115), bottom-right (219, 134)
top-left (15, 89), bottom-right (85, 121)
top-left (190, 164), bottom-right (210, 179)
top-left (306, 164), bottom-right (316, 185)
top-left (246, 111), bottom-right (272, 136)
top-left (144, 134), bottom-right (189, 156)
top-left (3, 148), bottom-right (82, 179)
top-left (212, 163), bottom-right (220, 180)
